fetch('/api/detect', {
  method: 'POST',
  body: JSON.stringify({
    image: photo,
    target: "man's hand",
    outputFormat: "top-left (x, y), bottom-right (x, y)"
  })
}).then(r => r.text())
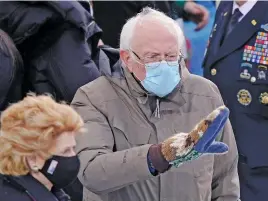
top-left (148, 106), bottom-right (229, 173)
top-left (184, 1), bottom-right (209, 31)
top-left (161, 105), bottom-right (229, 167)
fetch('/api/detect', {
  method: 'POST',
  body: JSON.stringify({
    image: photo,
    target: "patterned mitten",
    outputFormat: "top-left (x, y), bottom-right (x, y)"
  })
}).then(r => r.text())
top-left (161, 105), bottom-right (229, 168)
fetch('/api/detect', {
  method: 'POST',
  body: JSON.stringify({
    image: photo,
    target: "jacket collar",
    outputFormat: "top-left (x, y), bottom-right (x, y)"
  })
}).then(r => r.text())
top-left (207, 1), bottom-right (268, 68)
top-left (8, 174), bottom-right (58, 201)
top-left (122, 65), bottom-right (150, 104)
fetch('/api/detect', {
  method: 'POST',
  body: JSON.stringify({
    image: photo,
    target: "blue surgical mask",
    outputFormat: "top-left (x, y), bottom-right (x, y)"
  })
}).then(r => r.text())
top-left (141, 60), bottom-right (180, 97)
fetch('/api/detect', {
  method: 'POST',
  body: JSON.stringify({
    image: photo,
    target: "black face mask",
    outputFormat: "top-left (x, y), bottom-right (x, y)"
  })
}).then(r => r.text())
top-left (40, 155), bottom-right (80, 189)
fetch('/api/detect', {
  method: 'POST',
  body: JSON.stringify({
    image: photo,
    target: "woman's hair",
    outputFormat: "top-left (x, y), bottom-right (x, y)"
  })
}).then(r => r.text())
top-left (0, 93), bottom-right (84, 176)
top-left (0, 29), bottom-right (23, 67)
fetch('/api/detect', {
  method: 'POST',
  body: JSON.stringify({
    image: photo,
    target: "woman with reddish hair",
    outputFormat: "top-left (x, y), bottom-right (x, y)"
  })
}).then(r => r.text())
top-left (0, 94), bottom-right (84, 201)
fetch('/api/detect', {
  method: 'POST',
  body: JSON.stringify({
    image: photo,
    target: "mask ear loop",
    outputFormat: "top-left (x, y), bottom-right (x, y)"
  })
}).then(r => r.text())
top-left (177, 50), bottom-right (187, 89)
top-left (178, 50), bottom-right (184, 63)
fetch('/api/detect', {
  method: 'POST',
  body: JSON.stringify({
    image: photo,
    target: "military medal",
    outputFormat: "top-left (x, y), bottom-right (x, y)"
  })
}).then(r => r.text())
top-left (240, 69), bottom-right (251, 79)
top-left (257, 65), bottom-right (267, 80)
top-left (243, 26), bottom-right (268, 64)
top-left (237, 89), bottom-right (252, 106)
top-left (240, 63), bottom-right (252, 80)
top-left (259, 92), bottom-right (268, 105)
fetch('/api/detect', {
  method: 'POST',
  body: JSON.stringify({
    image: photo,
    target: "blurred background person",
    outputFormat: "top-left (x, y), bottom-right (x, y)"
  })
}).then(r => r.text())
top-left (92, 1), bottom-right (156, 48)
top-left (0, 1), bottom-right (102, 103)
top-left (203, 1), bottom-right (268, 200)
top-left (0, 94), bottom-right (84, 201)
top-left (182, 0), bottom-right (216, 75)
top-left (92, 0), bottom-right (209, 69)
top-left (93, 1), bottom-right (209, 48)
top-left (0, 29), bottom-right (24, 112)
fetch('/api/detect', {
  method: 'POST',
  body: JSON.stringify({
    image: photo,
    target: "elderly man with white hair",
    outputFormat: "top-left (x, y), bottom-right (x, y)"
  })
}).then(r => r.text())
top-left (72, 7), bottom-right (240, 201)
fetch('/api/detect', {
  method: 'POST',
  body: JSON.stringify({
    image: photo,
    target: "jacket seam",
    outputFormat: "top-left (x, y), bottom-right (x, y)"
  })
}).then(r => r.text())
top-left (181, 91), bottom-right (219, 99)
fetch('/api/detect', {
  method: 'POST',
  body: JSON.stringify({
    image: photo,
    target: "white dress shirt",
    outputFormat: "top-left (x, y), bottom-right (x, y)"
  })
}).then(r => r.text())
top-left (232, 0), bottom-right (257, 22)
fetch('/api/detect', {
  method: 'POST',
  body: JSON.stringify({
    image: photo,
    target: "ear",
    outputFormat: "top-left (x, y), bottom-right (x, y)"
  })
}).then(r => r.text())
top-left (120, 50), bottom-right (133, 72)
top-left (26, 155), bottom-right (38, 170)
top-left (26, 155), bottom-right (46, 171)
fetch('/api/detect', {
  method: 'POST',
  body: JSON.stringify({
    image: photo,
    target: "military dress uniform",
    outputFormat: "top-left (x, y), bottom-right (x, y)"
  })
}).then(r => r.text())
top-left (203, 1), bottom-right (268, 201)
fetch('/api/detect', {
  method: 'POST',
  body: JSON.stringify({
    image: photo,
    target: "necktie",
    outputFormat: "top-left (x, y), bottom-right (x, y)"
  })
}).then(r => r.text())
top-left (225, 8), bottom-right (243, 37)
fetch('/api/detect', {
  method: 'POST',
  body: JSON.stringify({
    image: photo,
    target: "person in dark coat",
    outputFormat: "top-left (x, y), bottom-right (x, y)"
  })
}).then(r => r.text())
top-left (203, 1), bottom-right (268, 201)
top-left (0, 29), bottom-right (24, 111)
top-left (92, 1), bottom-right (209, 48)
top-left (0, 1), bottom-right (102, 103)
top-left (0, 94), bottom-right (85, 201)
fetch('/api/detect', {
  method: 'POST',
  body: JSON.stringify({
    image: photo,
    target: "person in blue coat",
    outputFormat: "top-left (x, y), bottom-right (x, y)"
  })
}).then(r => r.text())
top-left (183, 0), bottom-right (216, 76)
top-left (203, 1), bottom-right (268, 201)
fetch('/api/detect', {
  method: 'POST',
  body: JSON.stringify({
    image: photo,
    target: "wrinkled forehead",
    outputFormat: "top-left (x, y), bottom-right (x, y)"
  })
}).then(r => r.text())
top-left (131, 17), bottom-right (179, 55)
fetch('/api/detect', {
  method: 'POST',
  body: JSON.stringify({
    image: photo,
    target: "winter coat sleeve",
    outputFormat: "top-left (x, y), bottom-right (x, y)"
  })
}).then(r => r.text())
top-left (71, 87), bottom-right (154, 195)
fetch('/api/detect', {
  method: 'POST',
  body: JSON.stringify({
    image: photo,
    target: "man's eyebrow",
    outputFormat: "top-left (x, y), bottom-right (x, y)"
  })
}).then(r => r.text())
top-left (143, 52), bottom-right (161, 56)
top-left (165, 51), bottom-right (178, 54)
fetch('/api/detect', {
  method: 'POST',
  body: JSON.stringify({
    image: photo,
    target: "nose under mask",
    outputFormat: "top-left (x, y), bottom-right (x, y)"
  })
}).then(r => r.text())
top-left (140, 60), bottom-right (180, 97)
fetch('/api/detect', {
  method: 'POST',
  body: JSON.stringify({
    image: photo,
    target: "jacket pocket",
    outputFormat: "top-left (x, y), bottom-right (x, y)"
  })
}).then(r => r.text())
top-left (112, 117), bottom-right (151, 149)
top-left (193, 156), bottom-right (214, 201)
top-left (235, 83), bottom-right (268, 118)
top-left (167, 156), bottom-right (213, 201)
top-left (192, 155), bottom-right (214, 178)
top-left (238, 154), bottom-right (268, 195)
top-left (170, 155), bottom-right (213, 177)
top-left (240, 150), bottom-right (268, 169)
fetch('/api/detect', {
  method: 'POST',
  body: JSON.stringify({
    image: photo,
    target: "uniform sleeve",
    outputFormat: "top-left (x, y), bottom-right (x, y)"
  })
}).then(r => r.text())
top-left (71, 88), bottom-right (153, 195)
top-left (210, 84), bottom-right (240, 201)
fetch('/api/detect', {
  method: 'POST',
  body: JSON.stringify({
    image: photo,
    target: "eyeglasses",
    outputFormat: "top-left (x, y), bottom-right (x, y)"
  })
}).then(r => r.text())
top-left (129, 49), bottom-right (184, 67)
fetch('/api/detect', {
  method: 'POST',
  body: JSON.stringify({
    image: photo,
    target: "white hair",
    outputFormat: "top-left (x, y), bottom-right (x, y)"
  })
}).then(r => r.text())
top-left (120, 7), bottom-right (185, 51)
